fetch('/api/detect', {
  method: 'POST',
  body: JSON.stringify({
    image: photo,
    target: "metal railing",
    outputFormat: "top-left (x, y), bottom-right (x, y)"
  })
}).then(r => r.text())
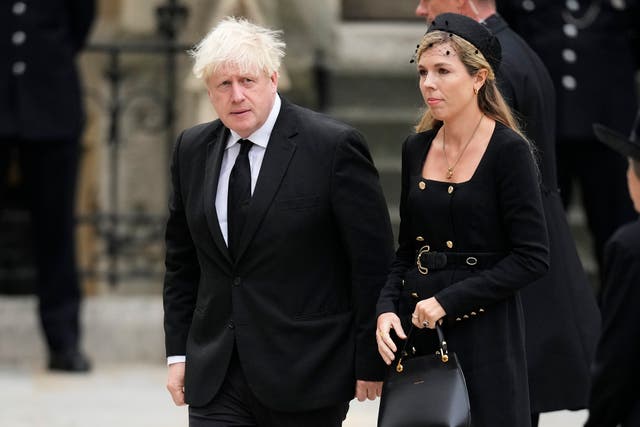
top-left (79, 0), bottom-right (191, 287)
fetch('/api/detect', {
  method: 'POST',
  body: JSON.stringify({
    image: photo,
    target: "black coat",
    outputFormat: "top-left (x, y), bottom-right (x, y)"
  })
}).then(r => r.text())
top-left (377, 123), bottom-right (549, 427)
top-left (0, 0), bottom-right (95, 141)
top-left (486, 13), bottom-right (601, 413)
top-left (585, 218), bottom-right (640, 427)
top-left (163, 98), bottom-right (394, 410)
top-left (498, 0), bottom-right (640, 141)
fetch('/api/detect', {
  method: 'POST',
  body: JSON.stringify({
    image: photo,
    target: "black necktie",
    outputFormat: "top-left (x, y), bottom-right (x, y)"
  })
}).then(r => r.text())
top-left (227, 139), bottom-right (253, 259)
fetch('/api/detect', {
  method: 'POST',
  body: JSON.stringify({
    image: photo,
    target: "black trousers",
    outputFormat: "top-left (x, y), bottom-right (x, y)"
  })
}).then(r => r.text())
top-left (189, 351), bottom-right (350, 427)
top-left (0, 138), bottom-right (81, 353)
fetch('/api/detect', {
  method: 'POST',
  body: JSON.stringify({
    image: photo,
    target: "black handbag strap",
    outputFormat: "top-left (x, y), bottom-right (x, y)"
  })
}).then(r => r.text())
top-left (396, 321), bottom-right (449, 373)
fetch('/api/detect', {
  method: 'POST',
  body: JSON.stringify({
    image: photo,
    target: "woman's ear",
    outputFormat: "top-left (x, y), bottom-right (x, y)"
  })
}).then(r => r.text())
top-left (474, 68), bottom-right (488, 90)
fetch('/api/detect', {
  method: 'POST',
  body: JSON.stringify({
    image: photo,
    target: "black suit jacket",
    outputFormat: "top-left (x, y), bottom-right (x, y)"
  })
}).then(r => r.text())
top-left (486, 13), bottom-right (557, 190)
top-left (0, 0), bottom-right (95, 141)
top-left (163, 97), bottom-right (394, 410)
top-left (585, 219), bottom-right (640, 427)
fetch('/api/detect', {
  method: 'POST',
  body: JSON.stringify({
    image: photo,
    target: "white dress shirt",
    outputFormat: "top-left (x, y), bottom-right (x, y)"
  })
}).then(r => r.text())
top-left (167, 94), bottom-right (281, 366)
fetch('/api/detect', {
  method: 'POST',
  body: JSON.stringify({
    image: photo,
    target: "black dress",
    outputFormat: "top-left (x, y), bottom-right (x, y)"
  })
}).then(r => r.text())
top-left (377, 122), bottom-right (549, 427)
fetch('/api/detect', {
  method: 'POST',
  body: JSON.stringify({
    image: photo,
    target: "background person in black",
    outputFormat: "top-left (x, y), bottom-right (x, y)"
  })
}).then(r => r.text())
top-left (414, 2), bottom-right (600, 425)
top-left (585, 112), bottom-right (640, 427)
top-left (376, 13), bottom-right (549, 426)
top-left (0, 0), bottom-right (95, 372)
top-left (498, 0), bottom-right (639, 281)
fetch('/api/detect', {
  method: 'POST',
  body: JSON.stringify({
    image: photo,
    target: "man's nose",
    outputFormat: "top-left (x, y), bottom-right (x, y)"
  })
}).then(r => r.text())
top-left (230, 82), bottom-right (245, 102)
top-left (415, 1), bottom-right (428, 19)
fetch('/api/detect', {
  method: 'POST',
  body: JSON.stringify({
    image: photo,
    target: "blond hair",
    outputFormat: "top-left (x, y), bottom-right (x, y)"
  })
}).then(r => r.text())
top-left (190, 16), bottom-right (286, 80)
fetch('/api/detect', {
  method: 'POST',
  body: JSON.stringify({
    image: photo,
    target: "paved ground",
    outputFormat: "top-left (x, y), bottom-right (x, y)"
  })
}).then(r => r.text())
top-left (0, 295), bottom-right (589, 426)
top-left (0, 363), bottom-right (588, 427)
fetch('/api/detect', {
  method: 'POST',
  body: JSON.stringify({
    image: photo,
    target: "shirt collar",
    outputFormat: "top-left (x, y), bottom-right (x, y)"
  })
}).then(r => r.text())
top-left (227, 94), bottom-right (281, 150)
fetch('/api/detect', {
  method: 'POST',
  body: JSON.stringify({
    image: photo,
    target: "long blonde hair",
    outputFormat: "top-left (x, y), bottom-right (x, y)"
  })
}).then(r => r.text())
top-left (414, 31), bottom-right (525, 144)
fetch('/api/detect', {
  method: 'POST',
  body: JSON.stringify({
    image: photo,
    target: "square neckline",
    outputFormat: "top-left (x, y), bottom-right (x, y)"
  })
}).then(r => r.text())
top-left (419, 121), bottom-right (502, 186)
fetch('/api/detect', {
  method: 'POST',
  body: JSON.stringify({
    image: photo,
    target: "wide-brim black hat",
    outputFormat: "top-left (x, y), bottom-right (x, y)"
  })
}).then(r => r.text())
top-left (593, 109), bottom-right (640, 161)
top-left (427, 12), bottom-right (502, 72)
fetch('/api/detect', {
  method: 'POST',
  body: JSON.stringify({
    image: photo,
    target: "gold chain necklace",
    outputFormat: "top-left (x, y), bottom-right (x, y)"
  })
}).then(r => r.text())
top-left (442, 114), bottom-right (484, 180)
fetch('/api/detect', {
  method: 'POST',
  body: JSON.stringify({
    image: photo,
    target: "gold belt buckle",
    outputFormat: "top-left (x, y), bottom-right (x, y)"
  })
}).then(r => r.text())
top-left (416, 245), bottom-right (431, 275)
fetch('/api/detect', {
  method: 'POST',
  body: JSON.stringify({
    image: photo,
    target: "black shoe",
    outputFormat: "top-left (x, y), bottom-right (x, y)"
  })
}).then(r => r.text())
top-left (48, 349), bottom-right (92, 373)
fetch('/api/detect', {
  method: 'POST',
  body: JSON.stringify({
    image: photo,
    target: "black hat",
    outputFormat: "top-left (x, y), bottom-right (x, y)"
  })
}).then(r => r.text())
top-left (593, 109), bottom-right (640, 162)
top-left (427, 13), bottom-right (502, 72)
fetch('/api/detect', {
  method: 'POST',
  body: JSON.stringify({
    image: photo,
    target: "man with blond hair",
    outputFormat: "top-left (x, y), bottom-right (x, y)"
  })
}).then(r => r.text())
top-left (163, 17), bottom-right (393, 426)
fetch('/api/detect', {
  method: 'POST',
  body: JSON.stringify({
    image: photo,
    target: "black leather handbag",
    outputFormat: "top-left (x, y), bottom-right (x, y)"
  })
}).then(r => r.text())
top-left (377, 323), bottom-right (471, 427)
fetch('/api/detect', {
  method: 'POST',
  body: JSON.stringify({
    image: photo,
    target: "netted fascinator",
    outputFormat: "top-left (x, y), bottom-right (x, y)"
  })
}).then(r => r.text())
top-left (411, 12), bottom-right (502, 73)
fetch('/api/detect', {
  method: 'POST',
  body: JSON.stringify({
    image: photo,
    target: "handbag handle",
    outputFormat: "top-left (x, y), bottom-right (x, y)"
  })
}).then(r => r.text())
top-left (396, 321), bottom-right (449, 373)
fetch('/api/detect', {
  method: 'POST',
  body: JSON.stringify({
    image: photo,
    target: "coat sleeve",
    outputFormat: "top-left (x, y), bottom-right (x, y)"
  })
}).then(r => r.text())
top-left (376, 136), bottom-right (415, 317)
top-left (163, 131), bottom-right (200, 357)
top-left (330, 129), bottom-right (394, 381)
top-left (435, 135), bottom-right (549, 316)
top-left (585, 230), bottom-right (640, 427)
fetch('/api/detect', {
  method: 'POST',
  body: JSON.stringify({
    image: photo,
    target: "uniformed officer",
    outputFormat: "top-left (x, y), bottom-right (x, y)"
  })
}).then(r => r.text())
top-left (499, 0), bottom-right (639, 280)
top-left (0, 1), bottom-right (95, 371)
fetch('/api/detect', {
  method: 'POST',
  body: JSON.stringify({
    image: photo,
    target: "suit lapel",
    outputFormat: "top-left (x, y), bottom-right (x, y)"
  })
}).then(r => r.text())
top-left (234, 101), bottom-right (298, 262)
top-left (204, 126), bottom-right (233, 265)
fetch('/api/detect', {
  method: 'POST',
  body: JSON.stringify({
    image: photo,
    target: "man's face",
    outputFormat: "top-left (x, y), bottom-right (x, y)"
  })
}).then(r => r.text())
top-left (206, 67), bottom-right (278, 138)
top-left (415, 0), bottom-right (460, 23)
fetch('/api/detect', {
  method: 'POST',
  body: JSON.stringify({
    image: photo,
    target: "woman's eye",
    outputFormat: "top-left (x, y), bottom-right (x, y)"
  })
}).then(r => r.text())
top-left (438, 68), bottom-right (449, 75)
top-left (418, 69), bottom-right (427, 77)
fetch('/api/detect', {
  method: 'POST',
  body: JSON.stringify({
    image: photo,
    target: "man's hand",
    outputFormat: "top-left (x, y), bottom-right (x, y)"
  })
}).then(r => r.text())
top-left (166, 362), bottom-right (186, 406)
top-left (376, 312), bottom-right (407, 365)
top-left (355, 380), bottom-right (382, 401)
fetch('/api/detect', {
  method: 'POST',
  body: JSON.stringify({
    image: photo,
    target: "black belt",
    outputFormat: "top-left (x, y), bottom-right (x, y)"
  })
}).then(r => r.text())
top-left (416, 249), bottom-right (505, 275)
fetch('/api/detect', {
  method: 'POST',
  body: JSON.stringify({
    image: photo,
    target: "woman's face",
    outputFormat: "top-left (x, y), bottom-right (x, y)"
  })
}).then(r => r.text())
top-left (417, 41), bottom-right (479, 121)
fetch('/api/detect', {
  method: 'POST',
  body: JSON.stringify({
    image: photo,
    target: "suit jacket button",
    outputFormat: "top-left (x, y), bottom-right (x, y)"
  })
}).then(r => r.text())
top-left (233, 277), bottom-right (241, 286)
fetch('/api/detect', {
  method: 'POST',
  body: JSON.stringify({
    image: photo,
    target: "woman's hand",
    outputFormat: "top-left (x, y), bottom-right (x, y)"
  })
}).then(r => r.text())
top-left (412, 297), bottom-right (446, 329)
top-left (376, 312), bottom-right (407, 365)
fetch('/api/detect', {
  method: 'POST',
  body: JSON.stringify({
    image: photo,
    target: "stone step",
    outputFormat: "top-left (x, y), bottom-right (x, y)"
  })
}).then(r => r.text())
top-left (325, 70), bottom-right (423, 111)
top-left (329, 106), bottom-right (416, 159)
top-left (0, 295), bottom-right (165, 367)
